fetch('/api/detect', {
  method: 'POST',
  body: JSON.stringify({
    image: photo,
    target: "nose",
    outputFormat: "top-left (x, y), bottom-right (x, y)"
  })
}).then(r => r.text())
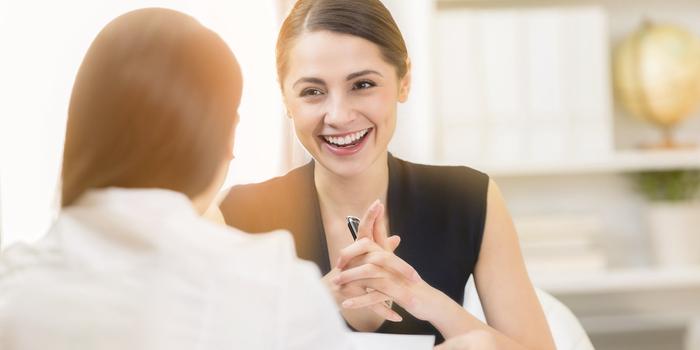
top-left (324, 93), bottom-right (356, 127)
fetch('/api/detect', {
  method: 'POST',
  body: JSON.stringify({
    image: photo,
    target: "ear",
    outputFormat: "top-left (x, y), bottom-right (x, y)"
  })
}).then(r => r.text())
top-left (398, 58), bottom-right (412, 103)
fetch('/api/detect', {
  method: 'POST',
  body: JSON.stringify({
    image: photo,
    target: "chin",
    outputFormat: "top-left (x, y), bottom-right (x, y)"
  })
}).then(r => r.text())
top-left (314, 146), bottom-right (385, 179)
top-left (319, 157), bottom-right (371, 178)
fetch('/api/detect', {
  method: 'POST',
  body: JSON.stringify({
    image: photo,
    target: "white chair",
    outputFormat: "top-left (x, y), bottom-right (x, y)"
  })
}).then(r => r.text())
top-left (463, 276), bottom-right (595, 350)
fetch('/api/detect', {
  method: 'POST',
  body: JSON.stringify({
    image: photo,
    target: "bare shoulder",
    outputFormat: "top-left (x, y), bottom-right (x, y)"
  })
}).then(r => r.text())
top-left (484, 179), bottom-right (514, 237)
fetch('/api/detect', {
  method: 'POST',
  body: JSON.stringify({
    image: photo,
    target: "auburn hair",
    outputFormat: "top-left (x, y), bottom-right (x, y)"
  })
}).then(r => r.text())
top-left (61, 8), bottom-right (241, 206)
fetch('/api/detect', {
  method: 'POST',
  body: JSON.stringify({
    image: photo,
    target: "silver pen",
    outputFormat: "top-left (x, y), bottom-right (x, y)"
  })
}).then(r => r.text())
top-left (346, 216), bottom-right (360, 240)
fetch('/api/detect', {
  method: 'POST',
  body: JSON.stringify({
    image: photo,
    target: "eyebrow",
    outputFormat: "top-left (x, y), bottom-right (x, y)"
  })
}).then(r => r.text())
top-left (292, 70), bottom-right (383, 89)
top-left (346, 70), bottom-right (382, 81)
top-left (292, 77), bottom-right (325, 89)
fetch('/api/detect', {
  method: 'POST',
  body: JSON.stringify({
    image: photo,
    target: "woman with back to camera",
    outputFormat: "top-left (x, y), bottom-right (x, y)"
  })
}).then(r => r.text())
top-left (220, 0), bottom-right (556, 348)
top-left (0, 8), bottom-right (353, 349)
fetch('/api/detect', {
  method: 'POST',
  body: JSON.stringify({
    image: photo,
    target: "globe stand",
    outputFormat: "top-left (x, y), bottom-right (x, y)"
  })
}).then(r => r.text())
top-left (640, 124), bottom-right (696, 150)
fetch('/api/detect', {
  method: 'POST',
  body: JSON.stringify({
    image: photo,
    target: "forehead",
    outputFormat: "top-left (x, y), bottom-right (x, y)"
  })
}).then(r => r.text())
top-left (286, 30), bottom-right (393, 80)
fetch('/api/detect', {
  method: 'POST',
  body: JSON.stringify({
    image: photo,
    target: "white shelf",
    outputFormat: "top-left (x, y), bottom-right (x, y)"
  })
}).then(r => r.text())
top-left (437, 149), bottom-right (700, 177)
top-left (531, 267), bottom-right (700, 295)
top-left (579, 313), bottom-right (689, 334)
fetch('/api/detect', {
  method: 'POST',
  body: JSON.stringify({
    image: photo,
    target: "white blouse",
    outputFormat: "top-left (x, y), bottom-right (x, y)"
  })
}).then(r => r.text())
top-left (0, 188), bottom-right (354, 350)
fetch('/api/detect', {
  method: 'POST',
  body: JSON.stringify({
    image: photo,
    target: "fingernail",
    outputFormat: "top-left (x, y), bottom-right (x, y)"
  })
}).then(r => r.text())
top-left (331, 276), bottom-right (340, 284)
top-left (342, 300), bottom-right (354, 308)
top-left (391, 315), bottom-right (403, 322)
top-left (335, 257), bottom-right (342, 267)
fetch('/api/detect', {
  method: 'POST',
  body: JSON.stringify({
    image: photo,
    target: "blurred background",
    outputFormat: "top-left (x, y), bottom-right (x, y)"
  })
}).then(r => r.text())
top-left (1, 0), bottom-right (699, 349)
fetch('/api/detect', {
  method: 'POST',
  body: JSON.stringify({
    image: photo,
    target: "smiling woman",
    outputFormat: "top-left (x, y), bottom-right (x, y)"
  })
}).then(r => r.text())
top-left (220, 0), bottom-right (556, 349)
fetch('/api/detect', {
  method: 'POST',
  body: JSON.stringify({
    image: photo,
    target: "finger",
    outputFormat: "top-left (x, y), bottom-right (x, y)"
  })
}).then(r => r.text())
top-left (336, 283), bottom-right (367, 303)
top-left (387, 235), bottom-right (401, 252)
top-left (337, 252), bottom-right (419, 284)
top-left (339, 237), bottom-right (403, 272)
top-left (336, 237), bottom-right (382, 269)
top-left (357, 200), bottom-right (382, 240)
top-left (341, 290), bottom-right (391, 309)
top-left (365, 251), bottom-right (420, 282)
top-left (369, 302), bottom-right (402, 322)
top-left (337, 283), bottom-right (370, 299)
top-left (334, 263), bottom-right (386, 285)
top-left (322, 267), bottom-right (341, 291)
top-left (372, 204), bottom-right (388, 248)
top-left (352, 278), bottom-right (416, 309)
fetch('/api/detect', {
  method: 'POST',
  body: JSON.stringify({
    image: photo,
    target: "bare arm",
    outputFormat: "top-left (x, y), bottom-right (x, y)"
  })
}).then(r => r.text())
top-left (470, 179), bottom-right (555, 349)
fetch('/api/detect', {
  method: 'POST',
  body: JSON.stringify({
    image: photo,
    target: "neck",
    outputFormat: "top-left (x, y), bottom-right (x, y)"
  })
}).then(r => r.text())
top-left (314, 152), bottom-right (390, 219)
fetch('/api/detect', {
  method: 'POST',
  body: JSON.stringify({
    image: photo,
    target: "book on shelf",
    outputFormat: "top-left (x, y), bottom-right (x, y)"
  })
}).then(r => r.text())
top-left (435, 6), bottom-right (613, 166)
top-left (515, 214), bottom-right (609, 273)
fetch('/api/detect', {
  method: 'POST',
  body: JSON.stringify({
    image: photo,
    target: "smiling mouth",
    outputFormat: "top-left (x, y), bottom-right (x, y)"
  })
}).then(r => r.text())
top-left (320, 128), bottom-right (372, 148)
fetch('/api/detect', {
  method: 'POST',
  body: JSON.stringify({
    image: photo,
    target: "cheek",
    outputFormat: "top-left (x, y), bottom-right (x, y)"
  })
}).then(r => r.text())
top-left (362, 91), bottom-right (398, 126)
top-left (288, 101), bottom-right (322, 137)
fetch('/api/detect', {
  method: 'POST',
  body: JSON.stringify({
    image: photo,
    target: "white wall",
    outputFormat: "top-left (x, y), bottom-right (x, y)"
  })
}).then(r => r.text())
top-left (384, 0), bottom-right (437, 164)
top-left (0, 0), bottom-right (284, 248)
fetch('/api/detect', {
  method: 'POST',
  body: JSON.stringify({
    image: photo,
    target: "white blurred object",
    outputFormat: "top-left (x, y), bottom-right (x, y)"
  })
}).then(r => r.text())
top-left (516, 214), bottom-right (603, 240)
top-left (383, 0), bottom-right (436, 164)
top-left (435, 6), bottom-right (613, 167)
top-left (516, 214), bottom-right (608, 274)
top-left (524, 253), bottom-right (607, 274)
top-left (648, 202), bottom-right (700, 267)
top-left (464, 276), bottom-right (595, 350)
top-left (348, 333), bottom-right (434, 350)
top-left (0, 175), bottom-right (3, 248)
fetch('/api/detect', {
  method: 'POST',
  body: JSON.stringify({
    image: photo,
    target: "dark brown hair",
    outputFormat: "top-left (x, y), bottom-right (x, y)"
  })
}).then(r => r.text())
top-left (61, 8), bottom-right (242, 207)
top-left (276, 0), bottom-right (408, 85)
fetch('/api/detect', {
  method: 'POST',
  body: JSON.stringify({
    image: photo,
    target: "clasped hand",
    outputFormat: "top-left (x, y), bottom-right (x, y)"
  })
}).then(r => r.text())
top-left (330, 200), bottom-right (443, 323)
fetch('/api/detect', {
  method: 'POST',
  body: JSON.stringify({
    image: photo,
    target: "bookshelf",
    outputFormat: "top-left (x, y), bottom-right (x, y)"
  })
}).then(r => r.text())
top-left (383, 0), bottom-right (700, 349)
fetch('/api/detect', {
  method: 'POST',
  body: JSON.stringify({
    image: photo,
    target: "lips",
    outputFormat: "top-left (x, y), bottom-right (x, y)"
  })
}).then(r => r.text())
top-left (319, 127), bottom-right (373, 156)
top-left (321, 128), bottom-right (371, 148)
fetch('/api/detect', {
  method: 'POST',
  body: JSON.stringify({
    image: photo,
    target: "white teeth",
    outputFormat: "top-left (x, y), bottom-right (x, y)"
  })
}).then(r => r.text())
top-left (323, 128), bottom-right (369, 146)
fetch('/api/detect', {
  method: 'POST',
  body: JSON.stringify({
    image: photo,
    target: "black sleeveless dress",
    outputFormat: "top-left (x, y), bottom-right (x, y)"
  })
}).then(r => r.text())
top-left (220, 153), bottom-right (489, 343)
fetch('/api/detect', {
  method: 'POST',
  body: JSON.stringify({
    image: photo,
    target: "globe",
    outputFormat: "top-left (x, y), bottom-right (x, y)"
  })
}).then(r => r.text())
top-left (613, 21), bottom-right (700, 147)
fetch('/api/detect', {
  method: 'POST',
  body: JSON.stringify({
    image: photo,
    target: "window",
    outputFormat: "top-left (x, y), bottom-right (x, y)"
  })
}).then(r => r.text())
top-left (0, 0), bottom-right (284, 247)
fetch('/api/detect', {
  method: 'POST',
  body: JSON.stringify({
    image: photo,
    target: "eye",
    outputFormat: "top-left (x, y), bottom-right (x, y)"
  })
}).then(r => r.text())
top-left (352, 80), bottom-right (376, 90)
top-left (300, 88), bottom-right (324, 97)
